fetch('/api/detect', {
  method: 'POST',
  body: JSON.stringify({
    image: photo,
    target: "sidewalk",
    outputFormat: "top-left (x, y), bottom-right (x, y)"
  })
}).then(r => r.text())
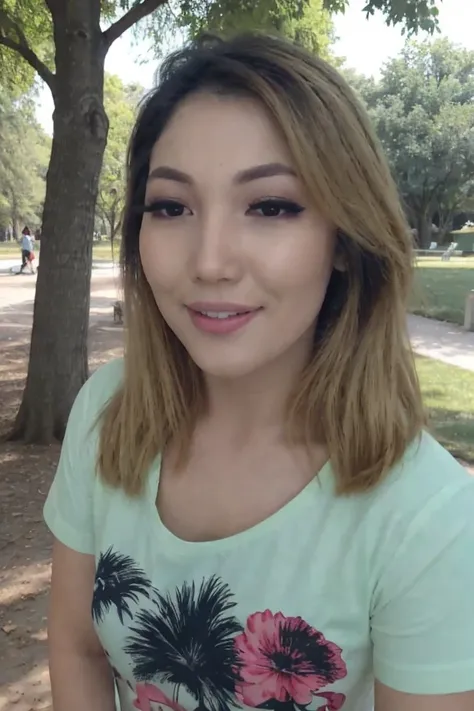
top-left (407, 314), bottom-right (474, 373)
top-left (0, 270), bottom-right (120, 342)
top-left (1, 272), bottom-right (473, 372)
top-left (0, 258), bottom-right (116, 274)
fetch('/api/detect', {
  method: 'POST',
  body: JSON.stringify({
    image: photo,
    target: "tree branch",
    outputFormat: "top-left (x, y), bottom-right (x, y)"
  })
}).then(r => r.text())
top-left (0, 9), bottom-right (55, 92)
top-left (102, 0), bottom-right (168, 51)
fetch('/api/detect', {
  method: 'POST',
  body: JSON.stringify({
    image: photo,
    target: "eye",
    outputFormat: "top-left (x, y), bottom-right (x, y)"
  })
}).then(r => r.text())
top-left (247, 199), bottom-right (305, 218)
top-left (143, 200), bottom-right (192, 219)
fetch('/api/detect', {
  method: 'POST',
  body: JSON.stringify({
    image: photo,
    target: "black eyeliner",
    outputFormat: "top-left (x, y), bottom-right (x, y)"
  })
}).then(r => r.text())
top-left (135, 199), bottom-right (183, 213)
top-left (249, 198), bottom-right (305, 214)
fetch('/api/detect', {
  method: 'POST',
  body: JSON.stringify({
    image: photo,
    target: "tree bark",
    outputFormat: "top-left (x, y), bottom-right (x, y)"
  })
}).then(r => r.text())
top-left (10, 188), bottom-right (19, 240)
top-left (415, 212), bottom-right (433, 249)
top-left (10, 0), bottom-right (108, 443)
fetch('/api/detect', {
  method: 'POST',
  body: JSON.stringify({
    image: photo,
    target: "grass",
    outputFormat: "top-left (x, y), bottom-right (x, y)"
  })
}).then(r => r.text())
top-left (0, 240), bottom-right (118, 262)
top-left (416, 355), bottom-right (474, 463)
top-left (411, 256), bottom-right (474, 325)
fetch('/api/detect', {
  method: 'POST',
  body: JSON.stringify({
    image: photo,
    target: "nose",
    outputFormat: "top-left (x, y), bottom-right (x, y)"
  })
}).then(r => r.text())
top-left (191, 212), bottom-right (243, 283)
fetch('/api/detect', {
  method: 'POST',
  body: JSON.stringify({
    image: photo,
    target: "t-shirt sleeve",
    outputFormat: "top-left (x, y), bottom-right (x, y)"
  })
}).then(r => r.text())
top-left (371, 479), bottom-right (474, 694)
top-left (43, 360), bottom-right (122, 555)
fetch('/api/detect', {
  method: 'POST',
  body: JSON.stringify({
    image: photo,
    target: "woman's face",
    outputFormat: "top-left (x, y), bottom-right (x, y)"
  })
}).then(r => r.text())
top-left (140, 92), bottom-right (337, 380)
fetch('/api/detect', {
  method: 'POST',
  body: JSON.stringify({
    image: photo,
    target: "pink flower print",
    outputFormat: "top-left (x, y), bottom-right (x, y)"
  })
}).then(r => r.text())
top-left (234, 610), bottom-right (347, 708)
top-left (315, 692), bottom-right (347, 710)
top-left (133, 683), bottom-right (187, 711)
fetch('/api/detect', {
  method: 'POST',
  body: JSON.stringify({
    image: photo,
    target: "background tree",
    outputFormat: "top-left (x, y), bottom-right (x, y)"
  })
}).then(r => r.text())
top-left (0, 85), bottom-right (50, 239)
top-left (326, 0), bottom-right (440, 34)
top-left (96, 74), bottom-right (144, 245)
top-left (179, 0), bottom-right (333, 57)
top-left (0, 0), bottom-right (442, 443)
top-left (351, 39), bottom-right (474, 246)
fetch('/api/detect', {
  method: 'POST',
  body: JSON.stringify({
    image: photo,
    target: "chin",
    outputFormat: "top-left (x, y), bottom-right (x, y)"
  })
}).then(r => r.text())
top-left (188, 351), bottom-right (264, 381)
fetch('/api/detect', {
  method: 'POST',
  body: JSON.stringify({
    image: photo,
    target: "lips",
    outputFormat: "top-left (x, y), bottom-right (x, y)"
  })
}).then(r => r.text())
top-left (187, 302), bottom-right (259, 315)
top-left (186, 303), bottom-right (261, 335)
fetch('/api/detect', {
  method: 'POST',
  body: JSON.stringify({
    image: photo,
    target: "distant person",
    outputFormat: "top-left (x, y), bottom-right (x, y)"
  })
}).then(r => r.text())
top-left (19, 226), bottom-right (35, 274)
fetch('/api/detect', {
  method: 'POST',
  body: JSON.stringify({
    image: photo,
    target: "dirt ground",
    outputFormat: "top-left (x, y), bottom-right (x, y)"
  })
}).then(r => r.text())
top-left (0, 271), bottom-right (123, 711)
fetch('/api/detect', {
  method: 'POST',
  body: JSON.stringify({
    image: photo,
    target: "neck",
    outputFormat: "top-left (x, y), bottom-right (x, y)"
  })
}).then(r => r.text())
top-left (203, 336), bottom-right (312, 443)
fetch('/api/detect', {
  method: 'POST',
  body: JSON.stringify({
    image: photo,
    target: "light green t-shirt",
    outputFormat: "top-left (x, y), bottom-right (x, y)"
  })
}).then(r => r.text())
top-left (44, 358), bottom-right (474, 711)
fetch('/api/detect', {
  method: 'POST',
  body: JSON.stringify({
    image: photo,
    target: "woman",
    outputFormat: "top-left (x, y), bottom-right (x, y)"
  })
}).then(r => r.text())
top-left (44, 34), bottom-right (474, 711)
top-left (19, 225), bottom-right (35, 274)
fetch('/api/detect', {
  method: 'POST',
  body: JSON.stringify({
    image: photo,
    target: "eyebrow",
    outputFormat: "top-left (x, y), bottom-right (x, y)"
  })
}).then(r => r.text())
top-left (147, 162), bottom-right (297, 185)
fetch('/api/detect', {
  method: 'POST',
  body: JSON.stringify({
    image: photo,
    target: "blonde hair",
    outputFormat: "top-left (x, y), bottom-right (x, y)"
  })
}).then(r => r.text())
top-left (98, 33), bottom-right (425, 496)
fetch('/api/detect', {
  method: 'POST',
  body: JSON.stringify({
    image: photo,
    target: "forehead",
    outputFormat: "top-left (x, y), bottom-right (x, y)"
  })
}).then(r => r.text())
top-left (148, 92), bottom-right (294, 172)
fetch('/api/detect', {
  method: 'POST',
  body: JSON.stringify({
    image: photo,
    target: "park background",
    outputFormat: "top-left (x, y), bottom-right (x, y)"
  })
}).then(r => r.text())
top-left (0, 1), bottom-right (473, 710)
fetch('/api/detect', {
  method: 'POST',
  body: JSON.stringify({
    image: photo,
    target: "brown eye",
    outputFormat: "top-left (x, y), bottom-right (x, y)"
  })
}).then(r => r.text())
top-left (144, 200), bottom-right (192, 218)
top-left (248, 199), bottom-right (304, 218)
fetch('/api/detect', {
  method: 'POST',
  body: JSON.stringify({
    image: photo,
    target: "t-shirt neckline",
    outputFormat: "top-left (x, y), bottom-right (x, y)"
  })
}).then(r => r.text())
top-left (145, 454), bottom-right (334, 556)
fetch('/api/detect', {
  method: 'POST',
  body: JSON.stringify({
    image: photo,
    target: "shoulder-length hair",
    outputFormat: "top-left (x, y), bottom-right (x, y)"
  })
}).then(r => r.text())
top-left (98, 32), bottom-right (425, 496)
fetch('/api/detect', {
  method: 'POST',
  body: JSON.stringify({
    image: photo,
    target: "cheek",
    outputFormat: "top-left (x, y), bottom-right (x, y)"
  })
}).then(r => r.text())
top-left (264, 231), bottom-right (335, 299)
top-left (139, 226), bottom-right (183, 294)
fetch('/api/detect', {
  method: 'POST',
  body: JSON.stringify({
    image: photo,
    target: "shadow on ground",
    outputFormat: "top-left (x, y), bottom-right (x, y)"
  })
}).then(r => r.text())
top-left (0, 308), bottom-right (123, 710)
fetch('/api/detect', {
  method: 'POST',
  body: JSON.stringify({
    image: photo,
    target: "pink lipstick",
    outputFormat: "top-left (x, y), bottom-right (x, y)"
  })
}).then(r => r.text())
top-left (186, 302), bottom-right (261, 335)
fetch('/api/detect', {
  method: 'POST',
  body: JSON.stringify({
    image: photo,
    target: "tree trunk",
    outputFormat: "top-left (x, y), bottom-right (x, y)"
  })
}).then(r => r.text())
top-left (9, 188), bottom-right (19, 240)
top-left (416, 212), bottom-right (433, 249)
top-left (10, 0), bottom-right (108, 443)
top-left (437, 209), bottom-right (455, 245)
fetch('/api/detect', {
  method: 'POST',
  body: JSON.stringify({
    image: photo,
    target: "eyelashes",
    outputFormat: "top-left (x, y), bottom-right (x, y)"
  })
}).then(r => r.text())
top-left (137, 198), bottom-right (305, 220)
top-left (134, 200), bottom-right (186, 217)
top-left (249, 199), bottom-right (304, 218)
top-left (141, 200), bottom-right (189, 218)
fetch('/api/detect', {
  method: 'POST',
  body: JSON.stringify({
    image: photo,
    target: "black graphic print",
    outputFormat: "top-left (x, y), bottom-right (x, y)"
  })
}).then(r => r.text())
top-left (94, 549), bottom-right (348, 711)
top-left (125, 576), bottom-right (243, 711)
top-left (92, 547), bottom-right (151, 624)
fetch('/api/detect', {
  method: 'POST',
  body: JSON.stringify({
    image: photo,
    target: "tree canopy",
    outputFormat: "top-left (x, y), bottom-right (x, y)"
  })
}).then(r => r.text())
top-left (0, 0), bottom-right (442, 91)
top-left (96, 74), bottom-right (144, 242)
top-left (351, 39), bottom-right (474, 245)
top-left (176, 0), bottom-right (333, 57)
top-left (0, 85), bottom-right (50, 237)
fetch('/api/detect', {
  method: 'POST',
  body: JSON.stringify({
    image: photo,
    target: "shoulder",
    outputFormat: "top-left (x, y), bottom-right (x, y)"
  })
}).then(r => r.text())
top-left (366, 431), bottom-right (474, 535)
top-left (339, 432), bottom-right (473, 523)
top-left (368, 435), bottom-right (474, 694)
top-left (43, 359), bottom-right (124, 554)
top-left (73, 358), bottom-right (124, 420)
top-left (64, 358), bottom-right (124, 446)
top-left (380, 431), bottom-right (473, 511)
top-left (364, 432), bottom-right (474, 587)
top-left (87, 357), bottom-right (124, 398)
top-left (343, 432), bottom-right (474, 579)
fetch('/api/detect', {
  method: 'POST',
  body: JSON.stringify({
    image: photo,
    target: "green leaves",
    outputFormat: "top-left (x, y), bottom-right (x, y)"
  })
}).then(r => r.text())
top-left (360, 0), bottom-right (440, 34)
top-left (177, 0), bottom-right (333, 57)
top-left (0, 0), bottom-right (54, 88)
top-left (350, 38), bottom-right (474, 237)
top-left (323, 0), bottom-right (440, 33)
top-left (97, 74), bottom-right (145, 239)
top-left (0, 85), bottom-right (50, 231)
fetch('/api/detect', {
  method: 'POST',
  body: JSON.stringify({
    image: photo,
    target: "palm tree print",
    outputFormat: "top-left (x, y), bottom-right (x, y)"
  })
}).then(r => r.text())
top-left (92, 547), bottom-right (152, 625)
top-left (125, 575), bottom-right (243, 711)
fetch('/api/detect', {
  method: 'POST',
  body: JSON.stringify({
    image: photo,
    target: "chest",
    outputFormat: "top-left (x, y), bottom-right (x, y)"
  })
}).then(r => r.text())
top-left (157, 444), bottom-right (324, 542)
top-left (91, 489), bottom-right (375, 711)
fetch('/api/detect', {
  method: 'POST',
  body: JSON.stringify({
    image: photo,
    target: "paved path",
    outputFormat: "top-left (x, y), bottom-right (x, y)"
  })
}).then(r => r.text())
top-left (0, 270), bottom-right (120, 342)
top-left (407, 314), bottom-right (474, 372)
top-left (0, 258), bottom-right (116, 275)
top-left (1, 272), bottom-right (474, 371)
